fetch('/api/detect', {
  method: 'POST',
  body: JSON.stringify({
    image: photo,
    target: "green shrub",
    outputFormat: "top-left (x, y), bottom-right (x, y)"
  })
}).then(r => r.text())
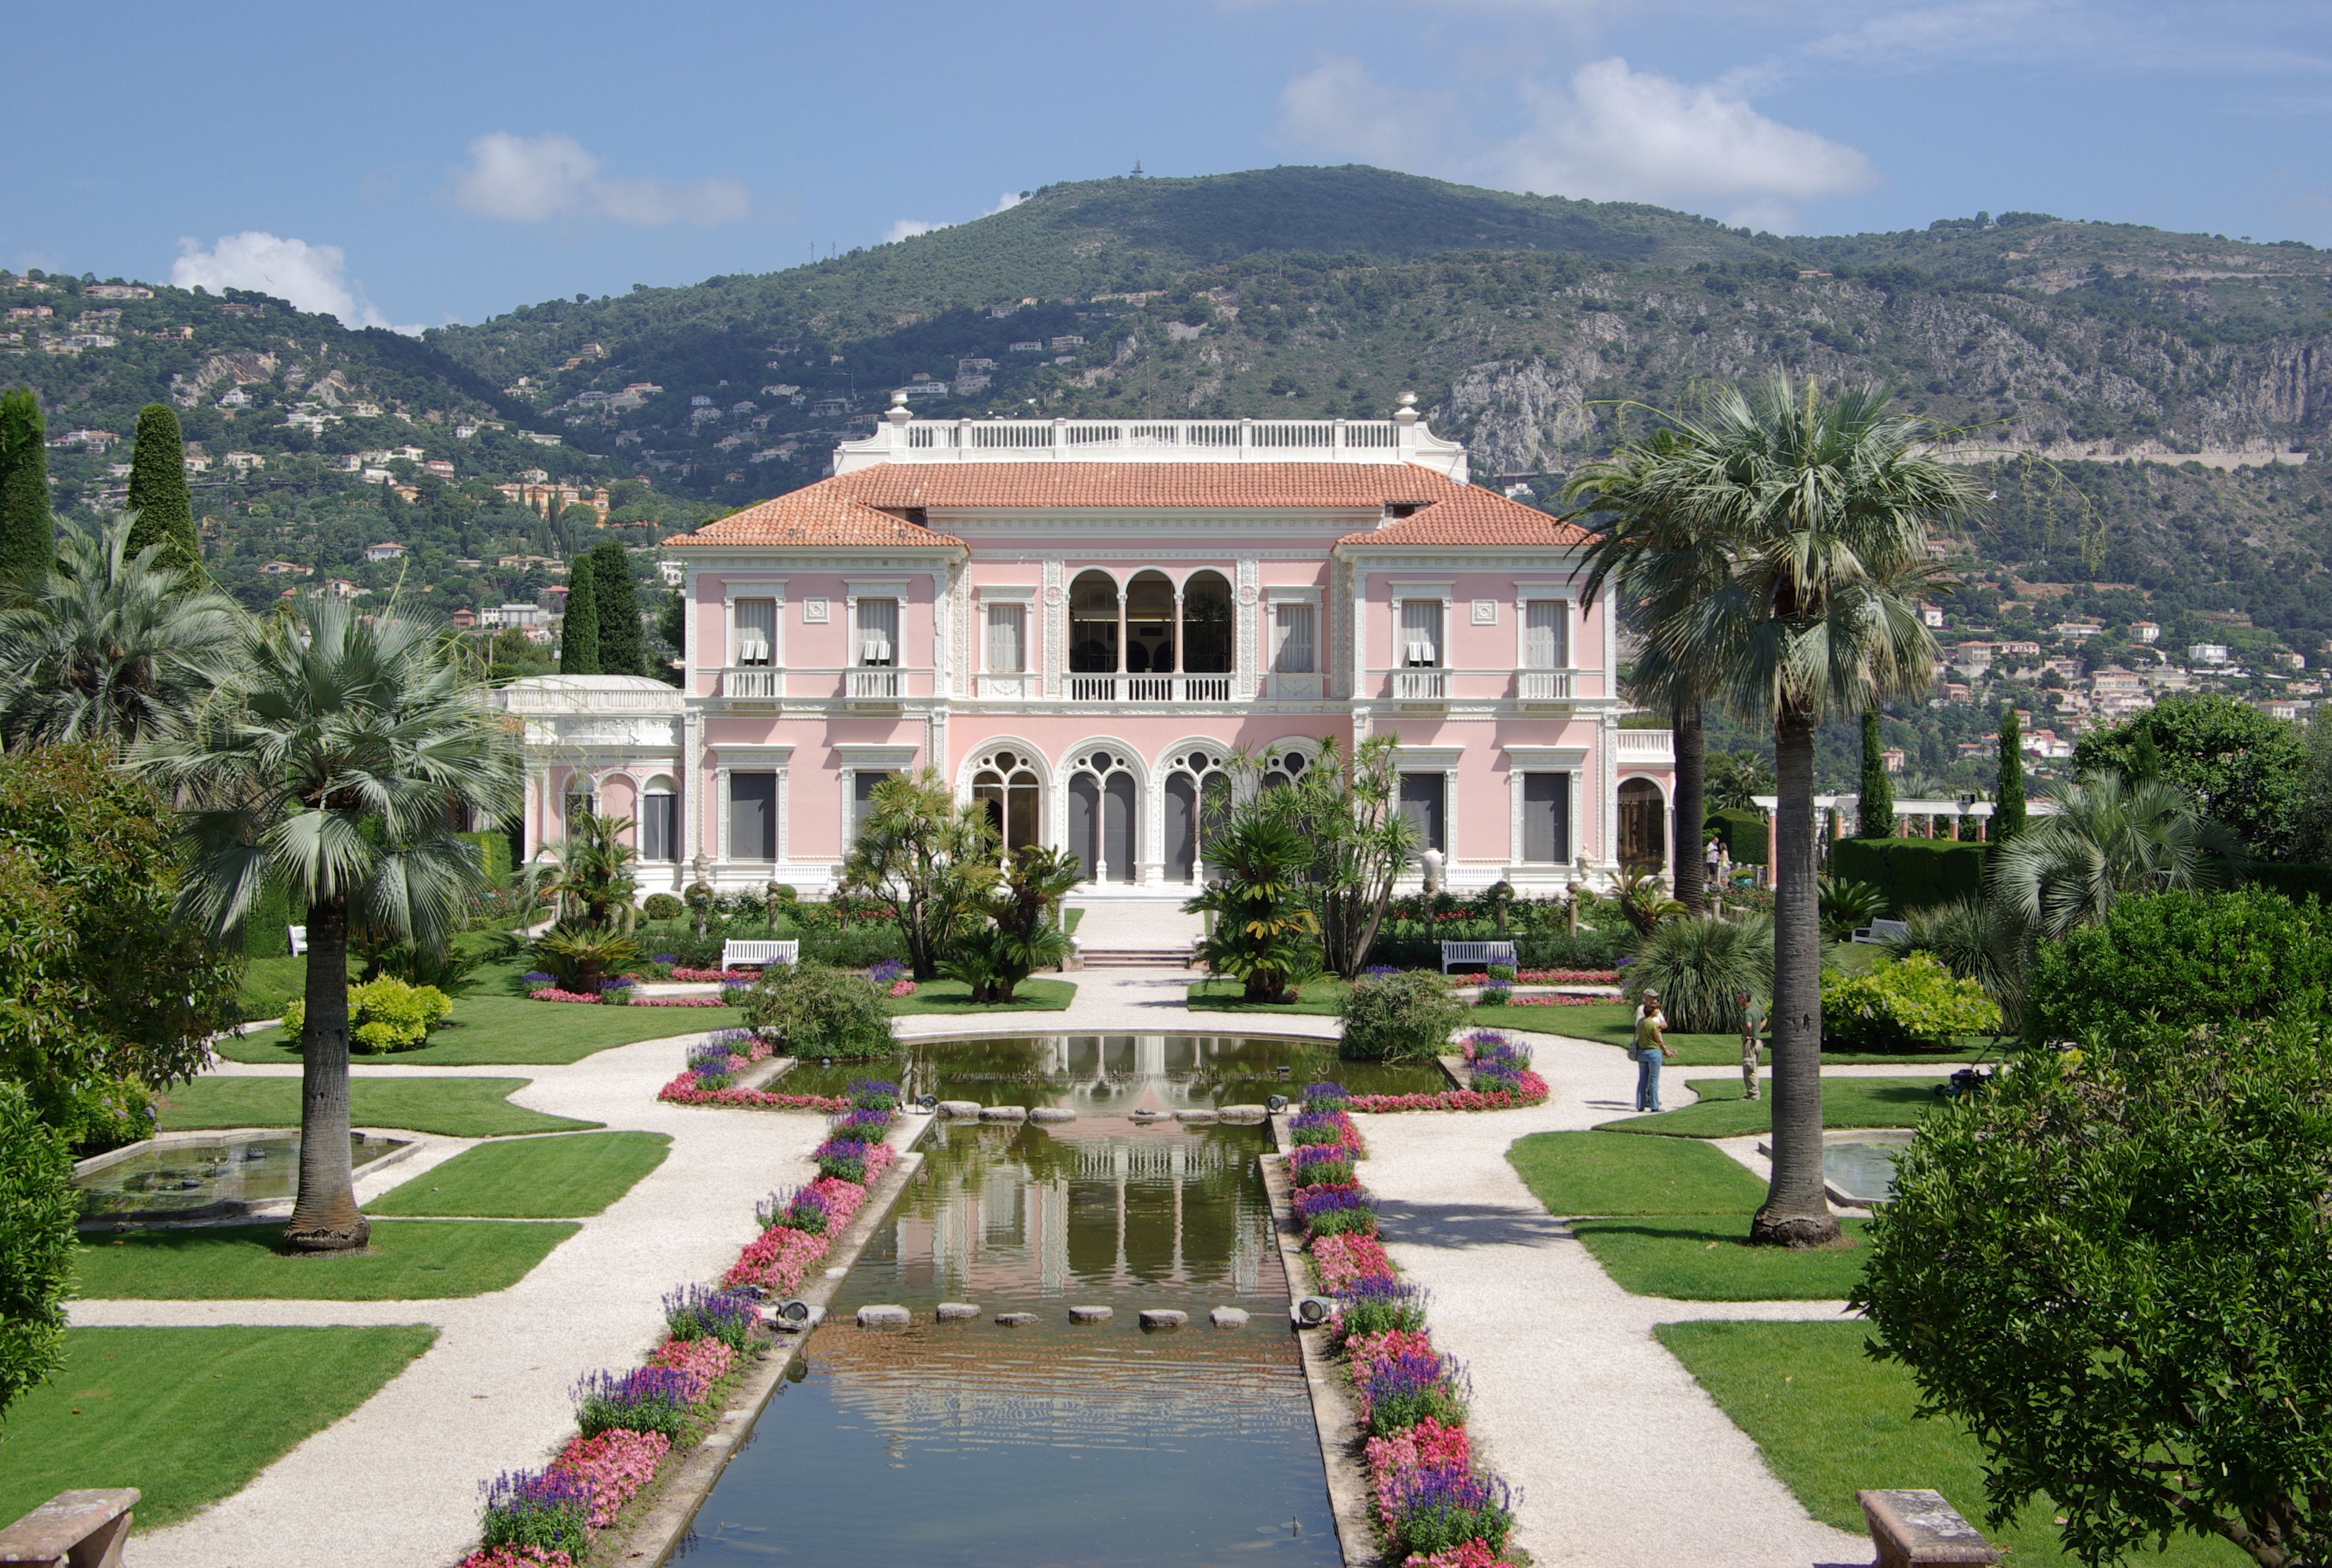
top-left (1705, 808), bottom-right (1770, 865)
top-left (1339, 970), bottom-right (1467, 1061)
top-left (801, 925), bottom-right (910, 970)
top-left (642, 893), bottom-right (684, 921)
top-left (282, 976), bottom-right (453, 1054)
top-left (456, 828), bottom-right (512, 881)
top-left (1827, 836), bottom-right (1990, 916)
top-left (771, 884), bottom-right (798, 902)
top-left (0, 1080), bottom-right (77, 1426)
top-left (1820, 952), bottom-right (2000, 1051)
top-left (740, 963), bottom-right (895, 1059)
top-left (2023, 887), bottom-right (2332, 1048)
top-left (1485, 963), bottom-right (1516, 984)
top-left (1623, 915), bottom-right (1771, 1033)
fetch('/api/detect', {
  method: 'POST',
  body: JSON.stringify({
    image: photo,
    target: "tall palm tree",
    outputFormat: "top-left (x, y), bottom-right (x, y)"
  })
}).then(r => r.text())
top-left (0, 512), bottom-right (241, 751)
top-left (1989, 771), bottom-right (2239, 941)
top-left (1567, 428), bottom-right (1724, 914)
top-left (1655, 376), bottom-right (1978, 1246)
top-left (131, 599), bottom-right (521, 1252)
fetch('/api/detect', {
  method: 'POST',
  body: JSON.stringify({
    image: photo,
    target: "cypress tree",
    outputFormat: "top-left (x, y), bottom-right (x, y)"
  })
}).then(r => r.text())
top-left (589, 540), bottom-right (645, 675)
top-left (0, 386), bottom-right (50, 584)
top-left (1994, 703), bottom-right (2026, 841)
top-left (123, 404), bottom-right (199, 572)
top-left (1857, 709), bottom-right (1895, 838)
top-left (560, 566), bottom-right (600, 673)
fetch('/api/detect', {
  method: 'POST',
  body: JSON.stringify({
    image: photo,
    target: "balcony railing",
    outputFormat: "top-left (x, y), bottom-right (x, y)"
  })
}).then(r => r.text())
top-left (1617, 729), bottom-right (1675, 762)
top-left (847, 668), bottom-right (902, 700)
top-left (722, 667), bottom-right (781, 699)
top-left (1372, 667), bottom-right (1607, 702)
top-left (1515, 668), bottom-right (1577, 701)
top-left (1067, 673), bottom-right (1237, 702)
top-left (1391, 669), bottom-right (1448, 701)
top-left (833, 413), bottom-right (1470, 482)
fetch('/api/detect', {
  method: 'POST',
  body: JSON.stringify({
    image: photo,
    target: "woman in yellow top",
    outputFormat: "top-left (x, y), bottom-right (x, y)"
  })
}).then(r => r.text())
top-left (1633, 990), bottom-right (1676, 1112)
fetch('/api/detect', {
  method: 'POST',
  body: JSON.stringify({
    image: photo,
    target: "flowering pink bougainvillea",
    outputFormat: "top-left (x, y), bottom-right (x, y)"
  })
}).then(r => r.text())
top-left (551, 1428), bottom-right (672, 1529)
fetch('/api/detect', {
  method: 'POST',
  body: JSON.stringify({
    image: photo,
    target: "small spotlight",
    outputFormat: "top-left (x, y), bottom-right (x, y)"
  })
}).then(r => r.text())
top-left (1265, 1094), bottom-right (1289, 1113)
top-left (767, 1298), bottom-right (822, 1331)
top-left (916, 1093), bottom-right (937, 1112)
top-left (1290, 1296), bottom-right (1334, 1327)
top-left (1274, 1065), bottom-right (1292, 1080)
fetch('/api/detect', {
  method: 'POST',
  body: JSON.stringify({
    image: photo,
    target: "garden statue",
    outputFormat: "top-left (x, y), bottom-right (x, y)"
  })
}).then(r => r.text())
top-left (1420, 847), bottom-right (1444, 893)
top-left (1486, 879), bottom-right (1515, 936)
top-left (765, 881), bottom-right (783, 930)
top-left (685, 879), bottom-right (714, 937)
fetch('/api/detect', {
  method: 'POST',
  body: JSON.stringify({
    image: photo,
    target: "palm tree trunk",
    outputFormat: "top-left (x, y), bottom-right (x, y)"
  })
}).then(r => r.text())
top-left (1751, 700), bottom-right (1840, 1248)
top-left (284, 892), bottom-right (370, 1253)
top-left (1672, 699), bottom-right (1707, 915)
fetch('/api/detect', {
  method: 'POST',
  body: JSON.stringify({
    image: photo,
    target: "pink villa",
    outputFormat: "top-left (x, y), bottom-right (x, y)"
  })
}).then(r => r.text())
top-left (499, 397), bottom-right (1678, 898)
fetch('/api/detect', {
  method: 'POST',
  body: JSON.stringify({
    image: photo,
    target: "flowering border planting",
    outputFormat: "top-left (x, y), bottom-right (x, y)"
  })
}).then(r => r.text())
top-left (1338, 1032), bottom-right (1549, 1115)
top-left (1449, 969), bottom-right (1619, 986)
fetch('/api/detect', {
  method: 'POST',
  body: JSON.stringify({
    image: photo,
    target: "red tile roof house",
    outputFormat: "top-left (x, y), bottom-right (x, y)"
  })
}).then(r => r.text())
top-left (496, 397), bottom-right (1676, 897)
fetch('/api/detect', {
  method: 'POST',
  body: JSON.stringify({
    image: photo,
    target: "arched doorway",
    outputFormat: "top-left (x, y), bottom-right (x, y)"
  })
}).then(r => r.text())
top-left (1069, 571), bottom-right (1119, 674)
top-left (1617, 778), bottom-right (1668, 875)
top-left (1124, 570), bottom-right (1175, 675)
top-left (971, 748), bottom-right (1042, 856)
top-left (1180, 570), bottom-right (1232, 674)
top-left (1067, 748), bottom-right (1138, 884)
top-left (1161, 746), bottom-right (1232, 882)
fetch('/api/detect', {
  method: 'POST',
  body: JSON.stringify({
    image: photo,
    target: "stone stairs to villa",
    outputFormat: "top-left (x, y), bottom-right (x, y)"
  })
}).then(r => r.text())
top-left (1075, 944), bottom-right (1197, 969)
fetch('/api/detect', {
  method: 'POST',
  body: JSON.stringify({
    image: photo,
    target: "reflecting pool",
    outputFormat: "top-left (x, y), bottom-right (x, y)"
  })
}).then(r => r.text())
top-left (74, 1132), bottom-right (411, 1222)
top-left (1823, 1132), bottom-right (1915, 1205)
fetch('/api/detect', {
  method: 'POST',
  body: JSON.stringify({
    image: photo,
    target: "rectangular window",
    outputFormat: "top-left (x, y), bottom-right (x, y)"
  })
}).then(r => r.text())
top-left (1524, 600), bottom-right (1568, 669)
top-left (733, 598), bottom-right (775, 667)
top-left (858, 599), bottom-right (898, 667)
top-left (1398, 773), bottom-right (1445, 852)
top-left (851, 770), bottom-right (896, 841)
top-left (640, 792), bottom-right (678, 862)
top-left (1522, 772), bottom-right (1570, 863)
top-left (986, 603), bottom-right (1026, 673)
top-left (1400, 600), bottom-right (1442, 667)
top-left (729, 773), bottom-right (776, 861)
top-left (1273, 604), bottom-right (1316, 673)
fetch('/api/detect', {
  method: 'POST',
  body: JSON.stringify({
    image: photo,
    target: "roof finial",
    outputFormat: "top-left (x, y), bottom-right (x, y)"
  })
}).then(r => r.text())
top-left (886, 389), bottom-right (912, 425)
top-left (1394, 392), bottom-right (1420, 426)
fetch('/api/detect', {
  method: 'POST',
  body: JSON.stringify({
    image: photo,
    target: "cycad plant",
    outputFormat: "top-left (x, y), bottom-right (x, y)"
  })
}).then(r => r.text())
top-left (1649, 376), bottom-right (1978, 1246)
top-left (131, 599), bottom-right (521, 1252)
top-left (530, 810), bottom-right (640, 928)
top-left (0, 512), bottom-right (242, 751)
top-left (1187, 812), bottom-right (1320, 1002)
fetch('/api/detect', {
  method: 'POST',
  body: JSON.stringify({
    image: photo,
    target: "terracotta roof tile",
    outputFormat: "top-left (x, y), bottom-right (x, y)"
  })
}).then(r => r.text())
top-left (1338, 485), bottom-right (1596, 548)
top-left (663, 484), bottom-right (965, 549)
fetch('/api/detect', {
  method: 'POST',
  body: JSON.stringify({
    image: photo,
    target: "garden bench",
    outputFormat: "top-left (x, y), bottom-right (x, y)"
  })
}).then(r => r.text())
top-left (719, 939), bottom-right (798, 970)
top-left (0, 1488), bottom-right (139, 1568)
top-left (1857, 1488), bottom-right (2001, 1567)
top-left (287, 923), bottom-right (308, 956)
top-left (1439, 940), bottom-right (1518, 974)
top-left (1851, 918), bottom-right (1910, 945)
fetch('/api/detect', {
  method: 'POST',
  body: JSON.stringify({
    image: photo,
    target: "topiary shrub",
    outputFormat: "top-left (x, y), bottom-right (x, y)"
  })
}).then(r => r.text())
top-left (1828, 837), bottom-right (1989, 917)
top-left (2023, 887), bottom-right (2332, 1048)
top-left (642, 893), bottom-right (684, 921)
top-left (1622, 915), bottom-right (1771, 1033)
top-left (1820, 952), bottom-right (2001, 1051)
top-left (284, 976), bottom-right (453, 1053)
top-left (0, 1080), bottom-right (77, 1427)
top-left (1339, 970), bottom-right (1467, 1061)
top-left (740, 963), bottom-right (895, 1059)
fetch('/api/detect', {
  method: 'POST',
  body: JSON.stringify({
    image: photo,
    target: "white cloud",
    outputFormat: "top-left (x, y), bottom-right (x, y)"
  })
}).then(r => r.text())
top-left (447, 132), bottom-right (749, 226)
top-left (882, 191), bottom-right (1030, 246)
top-left (169, 232), bottom-right (418, 333)
top-left (1278, 54), bottom-right (1877, 231)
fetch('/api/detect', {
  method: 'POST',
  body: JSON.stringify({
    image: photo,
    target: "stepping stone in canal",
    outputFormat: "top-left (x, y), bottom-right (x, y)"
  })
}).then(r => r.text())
top-left (1138, 1309), bottom-right (1188, 1330)
top-left (994, 1312), bottom-right (1039, 1327)
top-left (1210, 1307), bottom-right (1250, 1328)
top-left (1217, 1105), bottom-right (1268, 1123)
top-left (1029, 1107), bottom-right (1076, 1124)
top-left (857, 1305), bottom-right (911, 1328)
top-left (977, 1104), bottom-right (1028, 1122)
top-left (935, 1302), bottom-right (981, 1321)
top-left (1068, 1305), bottom-right (1113, 1324)
top-left (936, 1100), bottom-right (982, 1118)
top-left (1173, 1109), bottom-right (1217, 1124)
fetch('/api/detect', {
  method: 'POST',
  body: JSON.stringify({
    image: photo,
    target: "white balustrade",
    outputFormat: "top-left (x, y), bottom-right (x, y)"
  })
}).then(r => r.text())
top-left (1392, 670), bottom-right (1448, 700)
top-left (723, 668), bottom-right (781, 699)
top-left (1617, 729), bottom-right (1675, 761)
top-left (1067, 674), bottom-right (1239, 703)
top-left (1515, 669), bottom-right (1575, 700)
top-left (833, 415), bottom-right (1469, 481)
top-left (847, 668), bottom-right (902, 700)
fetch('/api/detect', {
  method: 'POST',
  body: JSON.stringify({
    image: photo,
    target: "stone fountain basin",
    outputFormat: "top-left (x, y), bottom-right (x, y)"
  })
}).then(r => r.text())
top-left (73, 1129), bottom-right (417, 1227)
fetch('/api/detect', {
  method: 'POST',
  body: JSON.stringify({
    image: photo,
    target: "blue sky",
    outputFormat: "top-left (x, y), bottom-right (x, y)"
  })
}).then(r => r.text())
top-left (10, 0), bottom-right (2326, 331)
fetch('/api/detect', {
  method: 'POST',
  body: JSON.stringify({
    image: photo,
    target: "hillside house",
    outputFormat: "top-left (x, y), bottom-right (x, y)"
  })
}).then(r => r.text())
top-left (1881, 748), bottom-right (1906, 773)
top-left (368, 544), bottom-right (414, 569)
top-left (498, 400), bottom-right (1676, 897)
top-left (2130, 620), bottom-right (2160, 643)
top-left (2189, 643), bottom-right (2231, 665)
top-left (224, 451), bottom-right (265, 472)
top-left (450, 608), bottom-right (477, 629)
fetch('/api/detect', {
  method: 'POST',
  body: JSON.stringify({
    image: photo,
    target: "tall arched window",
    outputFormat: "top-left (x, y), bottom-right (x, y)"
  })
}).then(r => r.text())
top-left (640, 776), bottom-right (679, 862)
top-left (1067, 749), bottom-right (1137, 884)
top-left (1124, 570), bottom-right (1175, 674)
top-left (1069, 571), bottom-right (1119, 674)
top-left (1180, 570), bottom-right (1232, 674)
top-left (1163, 748), bottom-right (1231, 883)
top-left (971, 749), bottom-right (1042, 855)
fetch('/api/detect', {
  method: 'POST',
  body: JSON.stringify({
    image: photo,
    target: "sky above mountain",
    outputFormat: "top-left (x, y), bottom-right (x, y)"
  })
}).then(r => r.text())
top-left (12, 0), bottom-right (2326, 331)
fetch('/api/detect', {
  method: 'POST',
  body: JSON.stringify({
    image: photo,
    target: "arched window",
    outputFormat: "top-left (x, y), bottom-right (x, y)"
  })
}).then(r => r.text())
top-left (1124, 570), bottom-right (1175, 675)
top-left (971, 749), bottom-right (1042, 855)
top-left (1162, 748), bottom-right (1232, 882)
top-left (1067, 749), bottom-right (1137, 884)
top-left (1180, 570), bottom-right (1232, 674)
top-left (1069, 571), bottom-right (1120, 674)
top-left (1618, 778), bottom-right (1667, 874)
top-left (1260, 747), bottom-right (1310, 792)
top-left (640, 776), bottom-right (679, 862)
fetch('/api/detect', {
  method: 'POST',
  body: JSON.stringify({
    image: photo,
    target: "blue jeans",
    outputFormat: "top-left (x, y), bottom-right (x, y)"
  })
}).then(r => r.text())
top-left (1634, 1049), bottom-right (1664, 1112)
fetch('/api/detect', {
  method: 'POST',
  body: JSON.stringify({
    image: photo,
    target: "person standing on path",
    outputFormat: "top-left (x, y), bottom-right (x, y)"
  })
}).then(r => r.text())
top-left (1633, 990), bottom-right (1675, 1112)
top-left (1736, 989), bottom-right (1766, 1100)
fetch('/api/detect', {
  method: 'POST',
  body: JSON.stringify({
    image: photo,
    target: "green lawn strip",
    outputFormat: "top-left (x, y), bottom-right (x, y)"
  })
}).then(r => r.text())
top-left (1657, 1321), bottom-right (2244, 1567)
top-left (366, 1131), bottom-right (669, 1218)
top-left (1185, 977), bottom-right (1347, 1015)
top-left (887, 977), bottom-right (1077, 1015)
top-left (74, 1219), bottom-right (578, 1300)
top-left (1570, 1215), bottom-right (1873, 1300)
top-left (214, 989), bottom-right (740, 1066)
top-left (1483, 999), bottom-right (1986, 1065)
top-left (1599, 1075), bottom-right (1943, 1139)
top-left (1064, 907), bottom-right (1083, 934)
top-left (1508, 1131), bottom-right (1772, 1216)
top-left (0, 1325), bottom-right (438, 1532)
top-left (236, 955), bottom-right (308, 1019)
top-left (159, 1077), bottom-right (598, 1138)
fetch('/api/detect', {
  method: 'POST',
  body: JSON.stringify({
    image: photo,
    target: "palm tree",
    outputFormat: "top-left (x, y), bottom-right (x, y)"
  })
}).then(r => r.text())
top-left (1989, 771), bottom-right (2239, 941)
top-left (531, 810), bottom-right (640, 928)
top-left (0, 512), bottom-right (242, 751)
top-left (131, 599), bottom-right (521, 1252)
top-left (1186, 813), bottom-right (1320, 1002)
top-left (1654, 376), bottom-right (1978, 1246)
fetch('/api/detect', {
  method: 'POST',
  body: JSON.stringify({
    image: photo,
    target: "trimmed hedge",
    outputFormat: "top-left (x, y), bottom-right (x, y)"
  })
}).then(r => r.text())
top-left (458, 830), bottom-right (512, 882)
top-left (2248, 864), bottom-right (2332, 904)
top-left (240, 882), bottom-right (306, 960)
top-left (1827, 837), bottom-right (1989, 918)
top-left (1704, 809), bottom-right (1769, 866)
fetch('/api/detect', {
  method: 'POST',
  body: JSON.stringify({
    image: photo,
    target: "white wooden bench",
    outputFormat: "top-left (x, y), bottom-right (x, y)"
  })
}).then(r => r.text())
top-left (720, 939), bottom-right (798, 970)
top-left (287, 923), bottom-right (308, 956)
top-left (1852, 918), bottom-right (1911, 945)
top-left (1439, 940), bottom-right (1519, 974)
top-left (1857, 1488), bottom-right (2001, 1566)
top-left (0, 1488), bottom-right (139, 1568)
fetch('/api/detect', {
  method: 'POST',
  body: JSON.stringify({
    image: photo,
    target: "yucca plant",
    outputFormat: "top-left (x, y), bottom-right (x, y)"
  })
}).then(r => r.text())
top-left (1623, 914), bottom-right (1773, 1033)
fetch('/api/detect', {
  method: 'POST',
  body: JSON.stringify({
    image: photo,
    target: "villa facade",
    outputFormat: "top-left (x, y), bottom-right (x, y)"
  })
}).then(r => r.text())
top-left (499, 398), bottom-right (1676, 897)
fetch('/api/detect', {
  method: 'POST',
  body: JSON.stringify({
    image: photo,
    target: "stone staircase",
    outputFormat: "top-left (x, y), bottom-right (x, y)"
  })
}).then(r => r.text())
top-left (1075, 944), bottom-right (1197, 969)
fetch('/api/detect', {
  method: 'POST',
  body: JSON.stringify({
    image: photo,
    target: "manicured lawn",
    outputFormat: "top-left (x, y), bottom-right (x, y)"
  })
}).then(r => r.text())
top-left (237, 955), bottom-right (309, 1019)
top-left (215, 988), bottom-right (740, 1066)
top-left (1186, 977), bottom-right (1347, 1015)
top-left (1659, 1321), bottom-right (2245, 1567)
top-left (1570, 1215), bottom-right (1873, 1300)
top-left (1508, 1131), bottom-right (1771, 1216)
top-left (158, 1077), bottom-right (599, 1138)
top-left (0, 1325), bottom-right (438, 1532)
top-left (73, 1219), bottom-right (578, 1300)
top-left (366, 1131), bottom-right (669, 1218)
top-left (1597, 1075), bottom-right (1944, 1140)
top-left (888, 977), bottom-right (1077, 1014)
top-left (1064, 907), bottom-right (1083, 934)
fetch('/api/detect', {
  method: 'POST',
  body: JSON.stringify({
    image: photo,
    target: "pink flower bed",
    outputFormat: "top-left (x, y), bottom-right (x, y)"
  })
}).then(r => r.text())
top-left (553, 1428), bottom-right (672, 1528)
top-left (1452, 969), bottom-right (1619, 985)
top-left (722, 1223), bottom-right (831, 1294)
top-left (528, 987), bottom-right (603, 1004)
top-left (635, 995), bottom-right (735, 1008)
top-left (1310, 1232), bottom-right (1397, 1293)
top-left (1501, 993), bottom-right (1607, 1008)
top-left (656, 1070), bottom-right (847, 1112)
top-left (456, 1550), bottom-right (575, 1568)
top-left (1365, 1417), bottom-right (1472, 1533)
top-left (888, 979), bottom-right (917, 998)
top-left (671, 968), bottom-right (757, 983)
top-left (645, 1336), bottom-right (736, 1404)
top-left (1344, 1075), bottom-right (1548, 1115)
top-left (1404, 1541), bottom-right (1501, 1568)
